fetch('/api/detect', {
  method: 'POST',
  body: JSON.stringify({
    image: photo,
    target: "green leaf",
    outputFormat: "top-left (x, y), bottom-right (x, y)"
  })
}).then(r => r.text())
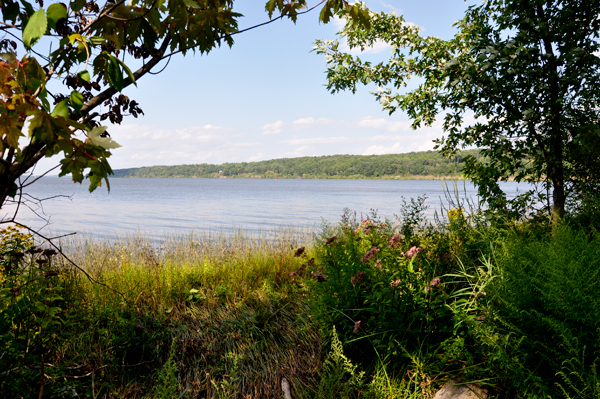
top-left (50, 99), bottom-right (69, 118)
top-left (20, 0), bottom-right (35, 17)
top-left (319, 1), bottom-right (334, 24)
top-left (77, 70), bottom-right (91, 83)
top-left (7, 182), bottom-right (18, 198)
top-left (181, 0), bottom-right (201, 8)
top-left (22, 8), bottom-right (47, 49)
top-left (70, 90), bottom-right (84, 112)
top-left (46, 3), bottom-right (67, 30)
top-left (38, 87), bottom-right (51, 111)
top-left (0, 52), bottom-right (17, 63)
top-left (2, 2), bottom-right (20, 22)
top-left (88, 126), bottom-right (122, 149)
top-left (70, 0), bottom-right (85, 12)
top-left (265, 0), bottom-right (277, 18)
top-left (89, 36), bottom-right (105, 45)
top-left (106, 55), bottom-right (124, 92)
top-left (114, 57), bottom-right (136, 86)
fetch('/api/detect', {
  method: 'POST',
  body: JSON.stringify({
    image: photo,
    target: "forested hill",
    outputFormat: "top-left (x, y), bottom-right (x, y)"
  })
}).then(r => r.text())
top-left (112, 150), bottom-right (481, 179)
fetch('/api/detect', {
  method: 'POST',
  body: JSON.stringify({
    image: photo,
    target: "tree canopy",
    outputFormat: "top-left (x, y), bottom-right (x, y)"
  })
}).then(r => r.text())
top-left (314, 0), bottom-right (600, 218)
top-left (0, 0), bottom-right (369, 216)
top-left (112, 150), bottom-right (481, 179)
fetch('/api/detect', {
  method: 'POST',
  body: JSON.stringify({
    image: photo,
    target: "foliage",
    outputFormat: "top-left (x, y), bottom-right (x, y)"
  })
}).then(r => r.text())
top-left (112, 149), bottom-right (481, 179)
top-left (296, 326), bottom-right (366, 399)
top-left (478, 223), bottom-right (600, 398)
top-left (152, 338), bottom-right (183, 399)
top-left (314, 0), bottom-right (600, 218)
top-left (0, 226), bottom-right (74, 398)
top-left (0, 0), bottom-right (370, 211)
top-left (304, 206), bottom-right (463, 379)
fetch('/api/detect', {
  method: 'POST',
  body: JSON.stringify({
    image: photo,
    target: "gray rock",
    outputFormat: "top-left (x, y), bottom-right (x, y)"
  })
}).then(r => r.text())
top-left (433, 380), bottom-right (488, 399)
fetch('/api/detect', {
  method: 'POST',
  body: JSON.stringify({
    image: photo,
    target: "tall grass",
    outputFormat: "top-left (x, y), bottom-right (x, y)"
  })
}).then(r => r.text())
top-left (1, 227), bottom-right (323, 398)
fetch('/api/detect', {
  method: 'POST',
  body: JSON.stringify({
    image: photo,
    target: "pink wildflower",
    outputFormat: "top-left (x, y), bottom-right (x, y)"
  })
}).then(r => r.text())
top-left (374, 260), bottom-right (382, 270)
top-left (351, 271), bottom-right (366, 285)
top-left (388, 234), bottom-right (402, 248)
top-left (390, 279), bottom-right (402, 288)
top-left (430, 278), bottom-right (441, 287)
top-left (362, 247), bottom-right (380, 264)
top-left (403, 246), bottom-right (423, 260)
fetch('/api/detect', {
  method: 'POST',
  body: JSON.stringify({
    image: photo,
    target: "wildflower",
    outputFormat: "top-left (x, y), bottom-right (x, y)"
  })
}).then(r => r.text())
top-left (430, 278), bottom-right (441, 287)
top-left (353, 320), bottom-right (362, 334)
top-left (351, 271), bottom-right (366, 285)
top-left (36, 258), bottom-right (48, 266)
top-left (25, 246), bottom-right (42, 255)
top-left (311, 270), bottom-right (327, 282)
top-left (403, 246), bottom-right (423, 260)
top-left (10, 252), bottom-right (24, 261)
top-left (307, 257), bottom-right (315, 267)
top-left (290, 264), bottom-right (306, 277)
top-left (390, 279), bottom-right (402, 288)
top-left (388, 234), bottom-right (402, 248)
top-left (44, 270), bottom-right (59, 278)
top-left (325, 236), bottom-right (338, 245)
top-left (362, 247), bottom-right (380, 264)
top-left (374, 259), bottom-right (382, 270)
top-left (363, 228), bottom-right (371, 235)
top-left (42, 249), bottom-right (58, 258)
top-left (294, 247), bottom-right (305, 257)
top-left (424, 286), bottom-right (431, 293)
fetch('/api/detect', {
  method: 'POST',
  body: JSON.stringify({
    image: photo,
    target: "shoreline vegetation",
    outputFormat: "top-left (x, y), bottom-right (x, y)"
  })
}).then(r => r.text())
top-left (112, 150), bottom-right (481, 180)
top-left (2, 194), bottom-right (600, 398)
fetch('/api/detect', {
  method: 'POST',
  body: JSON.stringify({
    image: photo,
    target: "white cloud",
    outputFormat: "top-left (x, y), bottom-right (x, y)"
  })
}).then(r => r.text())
top-left (292, 117), bottom-right (338, 129)
top-left (282, 136), bottom-right (350, 146)
top-left (261, 120), bottom-right (284, 135)
top-left (378, 1), bottom-right (402, 13)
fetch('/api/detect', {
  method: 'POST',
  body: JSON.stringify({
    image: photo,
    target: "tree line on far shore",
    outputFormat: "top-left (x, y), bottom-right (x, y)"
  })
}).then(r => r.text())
top-left (112, 150), bottom-right (481, 179)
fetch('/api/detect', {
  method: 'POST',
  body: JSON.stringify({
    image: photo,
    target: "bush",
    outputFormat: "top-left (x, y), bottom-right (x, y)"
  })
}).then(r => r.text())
top-left (479, 223), bottom-right (600, 398)
top-left (307, 208), bottom-right (460, 378)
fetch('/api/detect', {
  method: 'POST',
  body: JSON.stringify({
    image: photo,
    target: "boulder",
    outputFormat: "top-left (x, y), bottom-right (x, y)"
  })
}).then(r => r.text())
top-left (432, 380), bottom-right (488, 399)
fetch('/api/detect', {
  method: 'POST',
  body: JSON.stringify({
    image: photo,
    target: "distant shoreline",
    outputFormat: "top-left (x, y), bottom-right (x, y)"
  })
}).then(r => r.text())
top-left (112, 174), bottom-right (470, 180)
top-left (112, 150), bottom-right (481, 180)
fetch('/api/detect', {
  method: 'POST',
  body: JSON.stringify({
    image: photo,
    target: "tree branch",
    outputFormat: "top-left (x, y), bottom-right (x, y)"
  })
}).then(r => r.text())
top-left (161, 0), bottom-right (326, 59)
top-left (76, 34), bottom-right (172, 119)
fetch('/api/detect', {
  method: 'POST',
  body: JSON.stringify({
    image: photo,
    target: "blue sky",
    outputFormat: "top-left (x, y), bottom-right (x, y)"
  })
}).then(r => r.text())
top-left (36, 0), bottom-right (473, 171)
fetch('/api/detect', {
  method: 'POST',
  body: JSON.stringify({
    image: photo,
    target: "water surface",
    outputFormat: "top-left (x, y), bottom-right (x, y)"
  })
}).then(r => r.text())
top-left (3, 177), bottom-right (533, 240)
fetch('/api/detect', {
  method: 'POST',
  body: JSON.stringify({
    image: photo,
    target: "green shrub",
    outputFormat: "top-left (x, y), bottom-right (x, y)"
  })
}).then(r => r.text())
top-left (308, 209), bottom-right (457, 375)
top-left (476, 223), bottom-right (600, 398)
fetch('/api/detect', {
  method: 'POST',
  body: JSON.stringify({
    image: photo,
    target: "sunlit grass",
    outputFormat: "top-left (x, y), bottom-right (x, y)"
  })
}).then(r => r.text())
top-left (51, 227), bottom-right (325, 398)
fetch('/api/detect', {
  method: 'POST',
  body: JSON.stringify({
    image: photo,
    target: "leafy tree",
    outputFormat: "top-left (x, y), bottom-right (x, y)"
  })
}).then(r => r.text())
top-left (313, 1), bottom-right (600, 218)
top-left (0, 0), bottom-right (369, 214)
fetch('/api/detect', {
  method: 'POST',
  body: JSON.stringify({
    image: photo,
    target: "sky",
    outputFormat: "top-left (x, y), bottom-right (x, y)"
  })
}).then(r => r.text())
top-left (34, 0), bottom-right (473, 172)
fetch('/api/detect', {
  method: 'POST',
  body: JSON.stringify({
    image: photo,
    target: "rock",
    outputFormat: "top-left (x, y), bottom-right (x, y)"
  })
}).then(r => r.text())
top-left (281, 377), bottom-right (292, 399)
top-left (433, 380), bottom-right (488, 399)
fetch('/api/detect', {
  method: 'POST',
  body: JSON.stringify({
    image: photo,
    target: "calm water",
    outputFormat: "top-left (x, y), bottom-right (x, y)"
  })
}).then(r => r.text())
top-left (2, 177), bottom-right (534, 240)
